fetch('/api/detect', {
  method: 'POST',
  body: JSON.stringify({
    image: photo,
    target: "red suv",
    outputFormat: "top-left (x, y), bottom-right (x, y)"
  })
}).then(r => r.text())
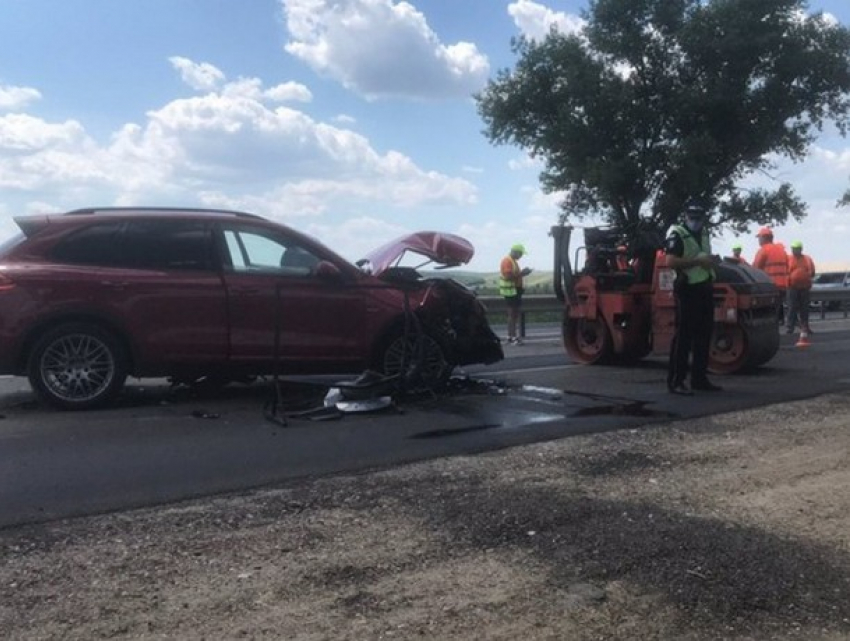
top-left (0, 208), bottom-right (503, 409)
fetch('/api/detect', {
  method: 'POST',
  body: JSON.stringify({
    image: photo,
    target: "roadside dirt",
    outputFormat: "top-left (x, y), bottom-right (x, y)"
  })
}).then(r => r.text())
top-left (2, 393), bottom-right (850, 640)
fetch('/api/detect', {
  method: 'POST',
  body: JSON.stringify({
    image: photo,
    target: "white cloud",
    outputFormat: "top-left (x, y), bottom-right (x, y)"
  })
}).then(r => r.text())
top-left (265, 81), bottom-right (313, 103)
top-left (0, 114), bottom-right (88, 153)
top-left (508, 0), bottom-right (585, 41)
top-left (169, 56), bottom-right (226, 91)
top-left (281, 0), bottom-right (489, 100)
top-left (305, 215), bottom-right (410, 262)
top-left (715, 141), bottom-right (850, 269)
top-left (456, 216), bottom-right (553, 272)
top-left (0, 114), bottom-right (107, 191)
top-left (524, 184), bottom-right (564, 214)
top-left (113, 60), bottom-right (479, 211)
top-left (0, 57), bottom-right (476, 225)
top-left (0, 84), bottom-right (41, 111)
top-left (508, 153), bottom-right (540, 171)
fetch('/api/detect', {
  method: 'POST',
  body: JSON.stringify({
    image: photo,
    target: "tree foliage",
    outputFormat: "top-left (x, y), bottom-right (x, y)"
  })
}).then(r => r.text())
top-left (476, 0), bottom-right (850, 235)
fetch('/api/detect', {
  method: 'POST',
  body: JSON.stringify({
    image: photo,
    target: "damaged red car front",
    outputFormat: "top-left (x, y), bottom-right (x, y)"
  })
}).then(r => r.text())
top-left (359, 230), bottom-right (504, 382)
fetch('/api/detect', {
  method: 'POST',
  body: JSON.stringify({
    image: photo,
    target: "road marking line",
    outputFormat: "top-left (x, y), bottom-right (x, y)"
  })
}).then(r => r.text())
top-left (487, 364), bottom-right (582, 375)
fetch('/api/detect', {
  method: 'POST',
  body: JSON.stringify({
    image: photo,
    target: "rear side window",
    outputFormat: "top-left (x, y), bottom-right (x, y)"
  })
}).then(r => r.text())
top-left (49, 222), bottom-right (125, 266)
top-left (50, 220), bottom-right (216, 271)
top-left (121, 220), bottom-right (214, 271)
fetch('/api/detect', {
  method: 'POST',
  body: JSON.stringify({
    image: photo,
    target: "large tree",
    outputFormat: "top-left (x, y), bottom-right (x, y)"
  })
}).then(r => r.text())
top-left (476, 0), bottom-right (850, 236)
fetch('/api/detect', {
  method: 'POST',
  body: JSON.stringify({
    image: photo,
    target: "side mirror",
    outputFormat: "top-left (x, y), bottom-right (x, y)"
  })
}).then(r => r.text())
top-left (315, 260), bottom-right (343, 280)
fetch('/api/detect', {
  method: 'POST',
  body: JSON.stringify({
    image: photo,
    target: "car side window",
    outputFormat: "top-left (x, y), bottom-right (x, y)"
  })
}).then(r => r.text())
top-left (49, 222), bottom-right (126, 266)
top-left (121, 220), bottom-right (215, 271)
top-left (222, 229), bottom-right (320, 276)
top-left (50, 220), bottom-right (215, 271)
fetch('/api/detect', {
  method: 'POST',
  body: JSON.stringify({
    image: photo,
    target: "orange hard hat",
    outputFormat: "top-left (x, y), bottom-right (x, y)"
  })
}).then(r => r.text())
top-left (756, 226), bottom-right (773, 237)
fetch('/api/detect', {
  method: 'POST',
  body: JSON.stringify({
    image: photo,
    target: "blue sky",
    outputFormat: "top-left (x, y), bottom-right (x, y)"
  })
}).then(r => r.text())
top-left (1, 0), bottom-right (849, 271)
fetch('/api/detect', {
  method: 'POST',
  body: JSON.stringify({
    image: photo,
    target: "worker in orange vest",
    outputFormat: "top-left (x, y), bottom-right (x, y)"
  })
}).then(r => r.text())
top-left (752, 227), bottom-right (789, 323)
top-left (786, 240), bottom-right (816, 335)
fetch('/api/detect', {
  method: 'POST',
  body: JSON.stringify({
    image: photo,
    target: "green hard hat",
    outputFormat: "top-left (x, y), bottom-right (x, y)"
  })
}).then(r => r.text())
top-left (791, 240), bottom-right (803, 249)
top-left (732, 242), bottom-right (742, 251)
top-left (511, 243), bottom-right (526, 255)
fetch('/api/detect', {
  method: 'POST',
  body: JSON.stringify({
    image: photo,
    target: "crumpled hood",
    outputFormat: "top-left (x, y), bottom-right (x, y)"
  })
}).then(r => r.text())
top-left (361, 231), bottom-right (475, 276)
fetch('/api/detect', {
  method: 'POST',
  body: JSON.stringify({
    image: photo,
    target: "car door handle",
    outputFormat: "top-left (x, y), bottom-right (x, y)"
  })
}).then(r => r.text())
top-left (101, 280), bottom-right (130, 288)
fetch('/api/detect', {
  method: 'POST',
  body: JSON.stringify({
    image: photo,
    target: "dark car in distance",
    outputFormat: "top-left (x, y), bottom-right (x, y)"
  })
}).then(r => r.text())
top-left (810, 271), bottom-right (850, 311)
top-left (0, 207), bottom-right (503, 409)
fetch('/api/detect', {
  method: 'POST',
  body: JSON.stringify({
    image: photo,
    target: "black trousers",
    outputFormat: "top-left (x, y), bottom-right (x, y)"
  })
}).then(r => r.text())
top-left (668, 281), bottom-right (714, 387)
top-left (786, 288), bottom-right (811, 331)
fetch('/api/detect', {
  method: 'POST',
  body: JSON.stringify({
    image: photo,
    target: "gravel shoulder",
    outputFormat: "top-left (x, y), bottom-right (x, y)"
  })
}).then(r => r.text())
top-left (2, 393), bottom-right (850, 640)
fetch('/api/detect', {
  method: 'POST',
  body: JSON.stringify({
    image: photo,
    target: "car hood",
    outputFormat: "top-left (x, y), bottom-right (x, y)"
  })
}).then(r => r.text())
top-left (361, 231), bottom-right (474, 276)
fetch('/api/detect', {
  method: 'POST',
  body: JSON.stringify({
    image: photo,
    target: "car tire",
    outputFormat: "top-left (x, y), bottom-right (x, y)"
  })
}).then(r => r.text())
top-left (27, 323), bottom-right (128, 410)
top-left (379, 331), bottom-right (453, 391)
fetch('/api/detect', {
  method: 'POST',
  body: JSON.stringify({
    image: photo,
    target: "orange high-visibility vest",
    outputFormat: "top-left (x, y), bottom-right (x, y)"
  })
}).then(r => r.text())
top-left (753, 243), bottom-right (788, 289)
top-left (788, 254), bottom-right (815, 289)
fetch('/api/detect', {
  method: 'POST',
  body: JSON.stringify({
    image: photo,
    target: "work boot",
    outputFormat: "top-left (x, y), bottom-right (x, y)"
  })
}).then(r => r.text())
top-left (668, 381), bottom-right (693, 396)
top-left (691, 379), bottom-right (723, 392)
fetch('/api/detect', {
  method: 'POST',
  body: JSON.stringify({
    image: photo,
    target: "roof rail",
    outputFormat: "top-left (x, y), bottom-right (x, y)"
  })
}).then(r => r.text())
top-left (63, 207), bottom-right (262, 219)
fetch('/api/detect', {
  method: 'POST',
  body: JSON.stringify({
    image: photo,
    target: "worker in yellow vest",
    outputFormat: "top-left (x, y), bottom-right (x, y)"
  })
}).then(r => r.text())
top-left (664, 200), bottom-right (722, 395)
top-left (499, 243), bottom-right (532, 345)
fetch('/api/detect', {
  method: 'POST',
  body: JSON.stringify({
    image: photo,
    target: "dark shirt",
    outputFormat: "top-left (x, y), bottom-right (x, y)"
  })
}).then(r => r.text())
top-left (665, 232), bottom-right (685, 258)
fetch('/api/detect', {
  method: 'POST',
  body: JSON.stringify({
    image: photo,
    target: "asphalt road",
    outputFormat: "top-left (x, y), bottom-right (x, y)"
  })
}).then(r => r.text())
top-left (2, 315), bottom-right (850, 529)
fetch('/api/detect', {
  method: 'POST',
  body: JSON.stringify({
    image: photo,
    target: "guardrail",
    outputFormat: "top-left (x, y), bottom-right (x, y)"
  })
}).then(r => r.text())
top-left (478, 295), bottom-right (563, 338)
top-left (479, 291), bottom-right (850, 337)
top-left (810, 289), bottom-right (850, 319)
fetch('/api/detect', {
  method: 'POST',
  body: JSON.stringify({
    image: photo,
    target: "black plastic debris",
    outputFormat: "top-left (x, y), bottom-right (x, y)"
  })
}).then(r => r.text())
top-left (572, 401), bottom-right (673, 418)
top-left (445, 375), bottom-right (507, 396)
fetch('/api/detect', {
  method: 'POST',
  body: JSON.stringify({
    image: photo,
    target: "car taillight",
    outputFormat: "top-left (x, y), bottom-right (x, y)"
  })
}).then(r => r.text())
top-left (0, 272), bottom-right (16, 292)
